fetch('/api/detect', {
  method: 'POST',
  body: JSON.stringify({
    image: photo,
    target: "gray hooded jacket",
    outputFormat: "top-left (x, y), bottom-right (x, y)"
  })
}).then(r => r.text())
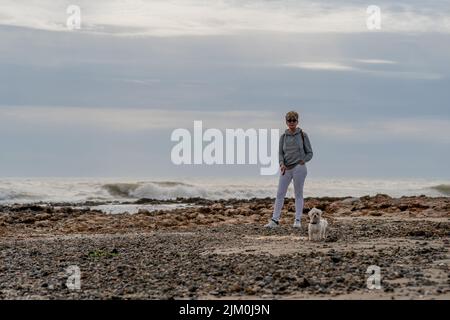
top-left (279, 128), bottom-right (313, 167)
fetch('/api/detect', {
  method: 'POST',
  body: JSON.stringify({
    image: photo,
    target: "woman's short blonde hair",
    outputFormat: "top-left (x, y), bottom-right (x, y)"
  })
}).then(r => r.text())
top-left (285, 111), bottom-right (299, 120)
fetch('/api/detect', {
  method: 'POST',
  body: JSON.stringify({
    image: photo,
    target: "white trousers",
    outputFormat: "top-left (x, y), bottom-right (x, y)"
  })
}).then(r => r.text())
top-left (272, 164), bottom-right (307, 222)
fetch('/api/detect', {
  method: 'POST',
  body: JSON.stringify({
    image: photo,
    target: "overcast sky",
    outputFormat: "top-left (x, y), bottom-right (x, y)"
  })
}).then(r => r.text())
top-left (0, 0), bottom-right (449, 179)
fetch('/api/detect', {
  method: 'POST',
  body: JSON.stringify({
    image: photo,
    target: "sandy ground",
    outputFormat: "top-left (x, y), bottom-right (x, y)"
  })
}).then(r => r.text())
top-left (0, 195), bottom-right (449, 300)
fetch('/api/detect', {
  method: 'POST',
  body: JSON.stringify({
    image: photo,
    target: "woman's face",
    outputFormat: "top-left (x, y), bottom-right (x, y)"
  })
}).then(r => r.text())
top-left (286, 118), bottom-right (298, 130)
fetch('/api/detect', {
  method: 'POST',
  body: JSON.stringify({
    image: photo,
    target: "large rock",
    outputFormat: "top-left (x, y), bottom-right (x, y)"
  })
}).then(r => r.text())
top-left (335, 208), bottom-right (353, 216)
top-left (198, 207), bottom-right (211, 214)
top-left (211, 203), bottom-right (224, 210)
top-left (260, 208), bottom-right (272, 216)
top-left (341, 197), bottom-right (361, 205)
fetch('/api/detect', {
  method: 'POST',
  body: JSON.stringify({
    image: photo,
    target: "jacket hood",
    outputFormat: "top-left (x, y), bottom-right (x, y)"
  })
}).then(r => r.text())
top-left (284, 127), bottom-right (301, 136)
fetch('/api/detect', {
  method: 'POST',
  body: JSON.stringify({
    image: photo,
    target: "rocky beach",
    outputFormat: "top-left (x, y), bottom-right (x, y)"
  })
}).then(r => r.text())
top-left (0, 194), bottom-right (449, 300)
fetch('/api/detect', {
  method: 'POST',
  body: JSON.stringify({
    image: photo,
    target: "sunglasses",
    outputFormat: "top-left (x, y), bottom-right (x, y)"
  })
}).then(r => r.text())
top-left (286, 118), bottom-right (298, 123)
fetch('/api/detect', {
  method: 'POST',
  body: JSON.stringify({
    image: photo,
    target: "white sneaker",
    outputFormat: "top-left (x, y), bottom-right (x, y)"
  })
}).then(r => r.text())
top-left (264, 219), bottom-right (279, 228)
top-left (293, 220), bottom-right (301, 228)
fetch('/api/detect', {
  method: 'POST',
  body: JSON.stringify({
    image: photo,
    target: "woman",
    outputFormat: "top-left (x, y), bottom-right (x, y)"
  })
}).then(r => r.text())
top-left (265, 111), bottom-right (313, 229)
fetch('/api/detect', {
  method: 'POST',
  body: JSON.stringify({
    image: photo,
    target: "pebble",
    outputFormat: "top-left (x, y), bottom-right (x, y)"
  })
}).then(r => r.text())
top-left (0, 195), bottom-right (448, 299)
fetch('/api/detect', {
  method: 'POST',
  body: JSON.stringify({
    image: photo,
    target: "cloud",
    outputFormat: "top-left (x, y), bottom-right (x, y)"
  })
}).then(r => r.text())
top-left (1, 1), bottom-right (450, 36)
top-left (112, 78), bottom-right (162, 86)
top-left (363, 70), bottom-right (443, 80)
top-left (375, 118), bottom-right (450, 142)
top-left (1, 106), bottom-right (449, 143)
top-left (284, 60), bottom-right (443, 80)
top-left (284, 62), bottom-right (355, 71)
top-left (311, 117), bottom-right (450, 143)
top-left (0, 106), bottom-right (279, 132)
top-left (355, 59), bottom-right (397, 64)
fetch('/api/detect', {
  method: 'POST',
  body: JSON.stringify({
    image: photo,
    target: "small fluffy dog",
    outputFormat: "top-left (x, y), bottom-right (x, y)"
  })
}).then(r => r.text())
top-left (308, 208), bottom-right (328, 241)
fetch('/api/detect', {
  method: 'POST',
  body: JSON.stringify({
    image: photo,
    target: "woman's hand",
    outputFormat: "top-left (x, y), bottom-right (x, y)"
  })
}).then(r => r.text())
top-left (280, 164), bottom-right (286, 175)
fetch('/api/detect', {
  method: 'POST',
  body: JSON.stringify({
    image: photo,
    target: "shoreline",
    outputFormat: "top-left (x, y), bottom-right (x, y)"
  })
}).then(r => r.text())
top-left (2, 192), bottom-right (449, 206)
top-left (1, 194), bottom-right (449, 299)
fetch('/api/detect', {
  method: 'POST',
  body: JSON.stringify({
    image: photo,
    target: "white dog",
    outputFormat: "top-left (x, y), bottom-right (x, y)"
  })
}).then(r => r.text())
top-left (308, 208), bottom-right (328, 241)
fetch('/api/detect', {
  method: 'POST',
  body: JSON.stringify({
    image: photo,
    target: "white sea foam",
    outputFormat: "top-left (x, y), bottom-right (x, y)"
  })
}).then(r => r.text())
top-left (91, 203), bottom-right (194, 214)
top-left (0, 177), bottom-right (448, 204)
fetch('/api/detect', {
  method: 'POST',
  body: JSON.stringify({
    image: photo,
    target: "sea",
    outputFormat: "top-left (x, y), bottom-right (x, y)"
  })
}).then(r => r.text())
top-left (1, 177), bottom-right (448, 205)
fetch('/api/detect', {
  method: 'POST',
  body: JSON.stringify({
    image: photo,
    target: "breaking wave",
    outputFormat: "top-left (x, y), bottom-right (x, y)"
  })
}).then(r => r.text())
top-left (430, 184), bottom-right (450, 196)
top-left (0, 178), bottom-right (449, 204)
top-left (102, 181), bottom-right (209, 199)
top-left (0, 188), bottom-right (40, 202)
